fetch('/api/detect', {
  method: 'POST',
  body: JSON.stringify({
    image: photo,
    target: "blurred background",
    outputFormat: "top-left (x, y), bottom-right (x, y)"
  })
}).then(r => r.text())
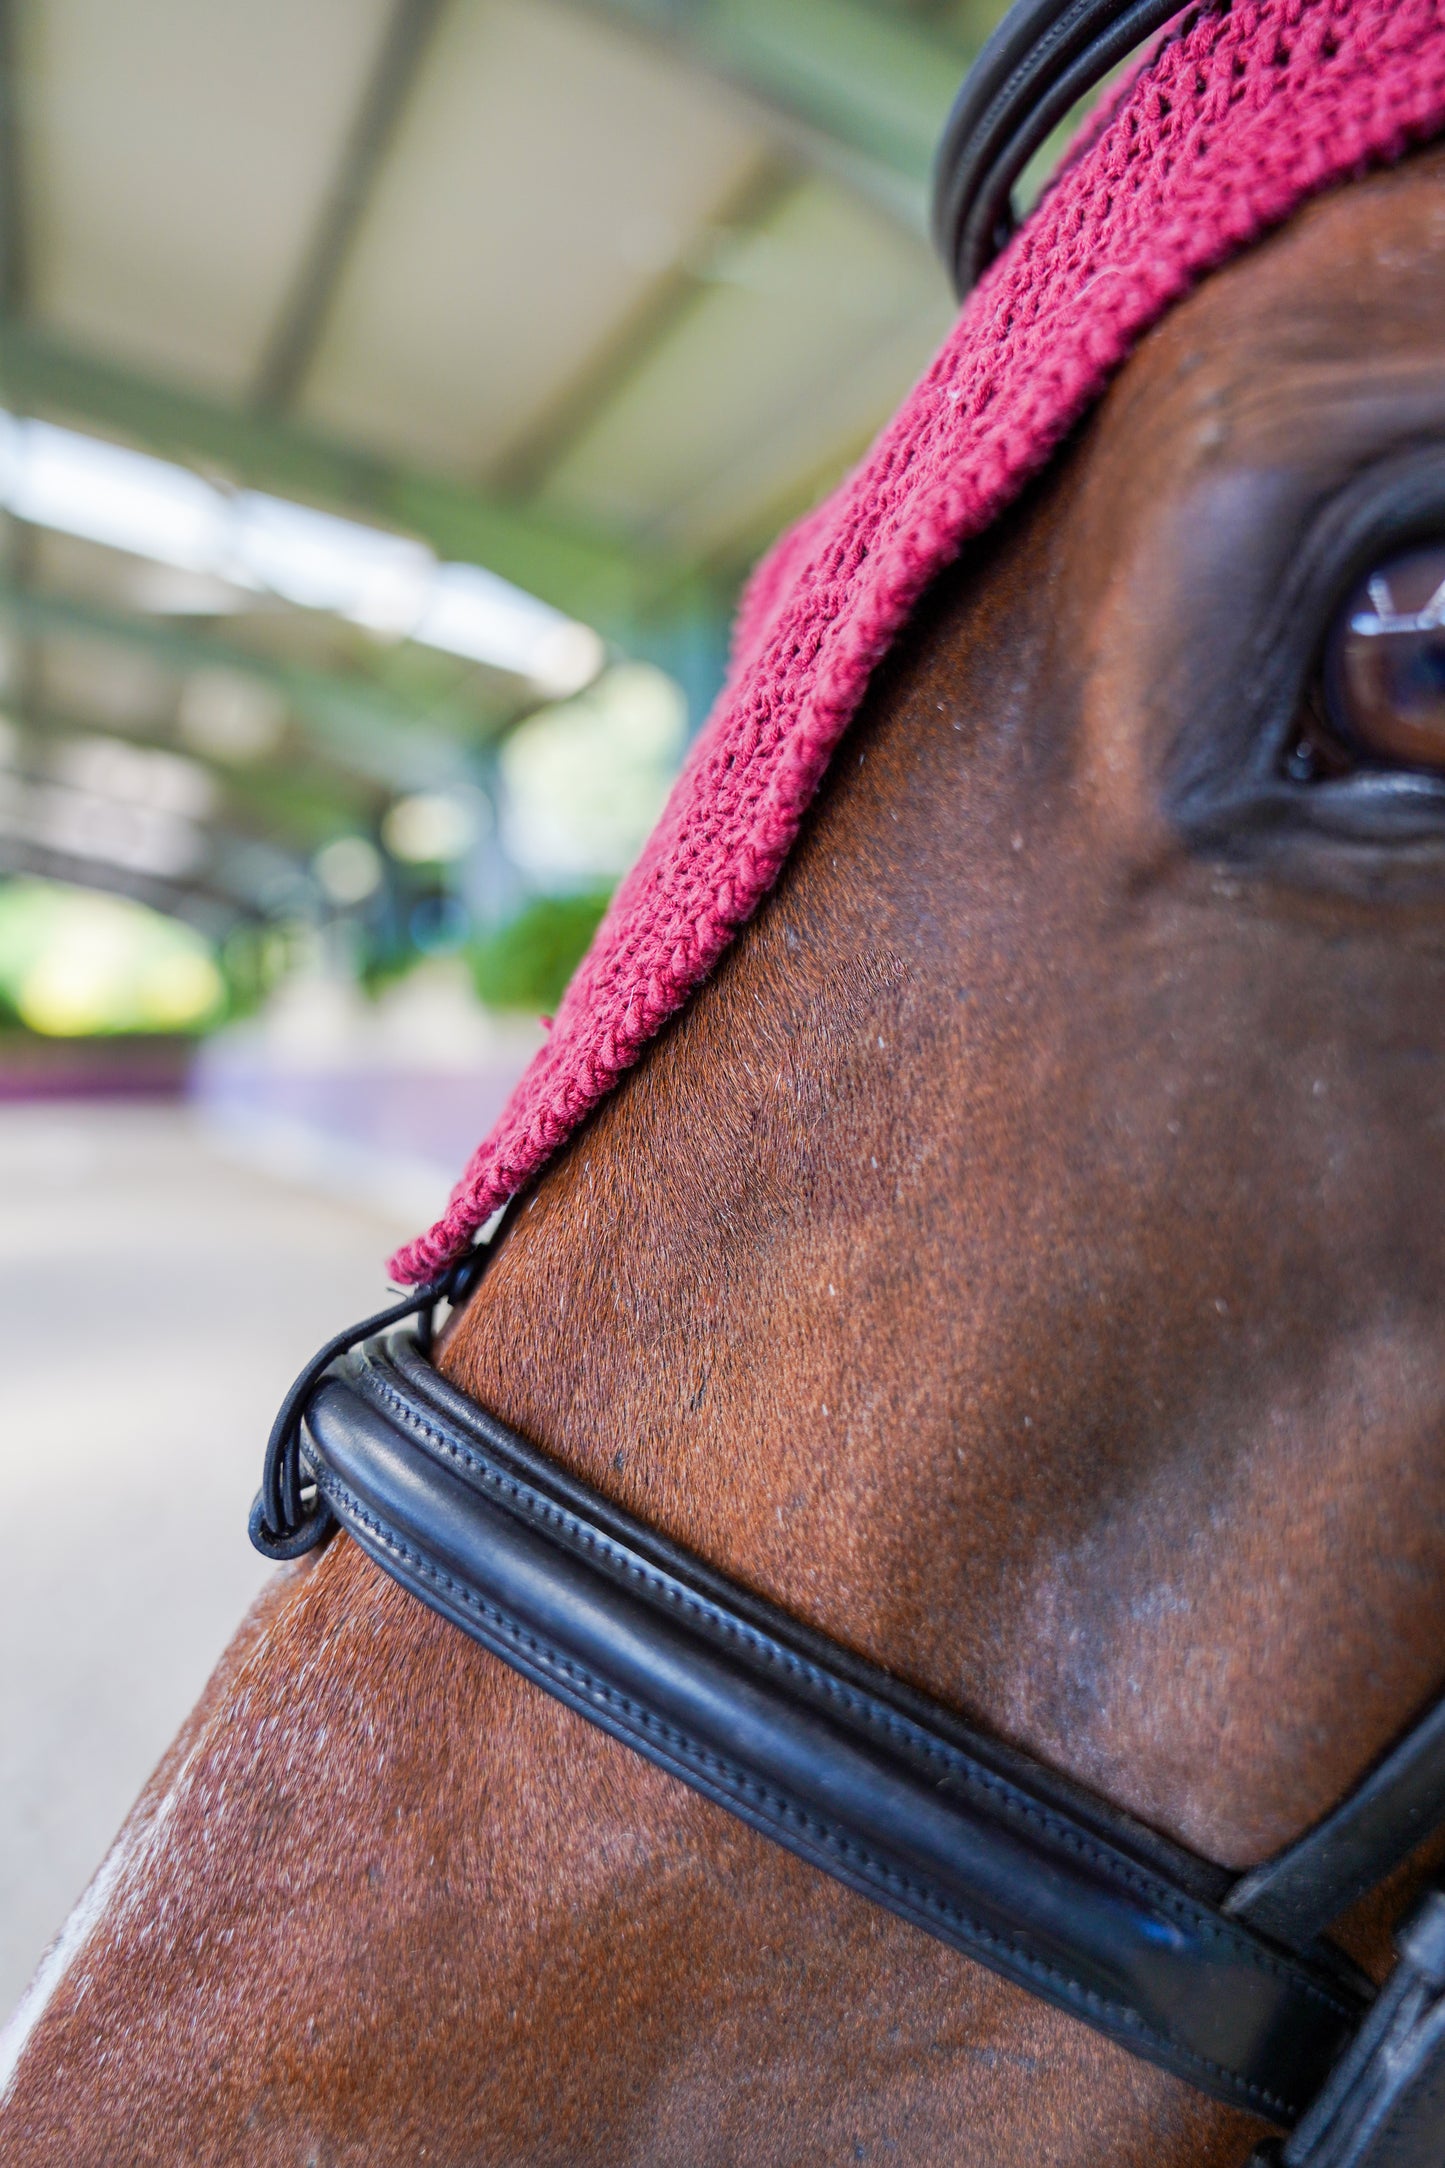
top-left (0, 0), bottom-right (1019, 2015)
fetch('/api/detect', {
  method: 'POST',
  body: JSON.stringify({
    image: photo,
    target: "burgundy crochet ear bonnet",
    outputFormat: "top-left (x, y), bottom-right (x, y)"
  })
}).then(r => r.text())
top-left (392, 0), bottom-right (1445, 1285)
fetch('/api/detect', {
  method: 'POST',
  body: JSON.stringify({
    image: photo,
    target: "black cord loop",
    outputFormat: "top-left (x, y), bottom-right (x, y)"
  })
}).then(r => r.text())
top-left (248, 1239), bottom-right (493, 1561)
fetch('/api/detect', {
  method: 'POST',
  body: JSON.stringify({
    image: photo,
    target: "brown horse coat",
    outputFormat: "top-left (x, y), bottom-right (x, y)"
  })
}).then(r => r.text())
top-left (4, 147), bottom-right (1445, 2166)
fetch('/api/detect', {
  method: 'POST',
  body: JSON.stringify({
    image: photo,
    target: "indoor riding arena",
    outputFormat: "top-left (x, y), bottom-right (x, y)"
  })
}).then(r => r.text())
top-left (2, 4), bottom-right (1444, 2164)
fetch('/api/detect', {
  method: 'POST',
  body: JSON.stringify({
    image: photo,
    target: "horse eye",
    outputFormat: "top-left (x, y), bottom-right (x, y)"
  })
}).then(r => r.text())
top-left (1285, 542), bottom-right (1445, 782)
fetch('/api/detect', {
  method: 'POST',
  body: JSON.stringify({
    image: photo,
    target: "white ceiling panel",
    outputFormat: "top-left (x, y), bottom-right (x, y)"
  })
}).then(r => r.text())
top-left (300, 0), bottom-right (768, 474)
top-left (538, 176), bottom-right (948, 550)
top-left (24, 0), bottom-right (397, 398)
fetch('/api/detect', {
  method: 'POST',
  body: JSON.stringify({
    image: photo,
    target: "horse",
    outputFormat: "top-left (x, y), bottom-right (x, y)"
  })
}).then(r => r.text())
top-left (5, 2), bottom-right (1445, 2161)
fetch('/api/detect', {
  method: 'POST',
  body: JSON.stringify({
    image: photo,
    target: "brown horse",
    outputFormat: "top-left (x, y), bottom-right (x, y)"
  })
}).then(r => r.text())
top-left (5, 127), bottom-right (1445, 2168)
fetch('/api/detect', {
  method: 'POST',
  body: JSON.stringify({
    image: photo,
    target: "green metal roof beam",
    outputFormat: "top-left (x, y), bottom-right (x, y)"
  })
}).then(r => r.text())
top-left (255, 0), bottom-right (449, 410)
top-left (709, 0), bottom-right (965, 182)
top-left (585, 0), bottom-right (972, 221)
top-left (0, 577), bottom-right (472, 792)
top-left (13, 696), bottom-right (386, 842)
top-left (0, 0), bottom-right (25, 315)
top-left (0, 320), bottom-right (662, 627)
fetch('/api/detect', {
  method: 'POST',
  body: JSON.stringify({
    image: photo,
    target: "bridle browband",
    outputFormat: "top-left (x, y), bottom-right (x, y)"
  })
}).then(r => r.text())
top-left (247, 5), bottom-right (1445, 2159)
top-left (931, 0), bottom-right (1201, 296)
top-left (251, 1237), bottom-right (1445, 2163)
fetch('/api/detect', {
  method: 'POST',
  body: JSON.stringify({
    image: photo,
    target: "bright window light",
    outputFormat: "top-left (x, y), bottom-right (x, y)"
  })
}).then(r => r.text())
top-left (0, 414), bottom-right (227, 572)
top-left (0, 877), bottom-right (224, 1035)
top-left (412, 564), bottom-right (605, 692)
top-left (500, 662), bottom-right (686, 882)
top-left (381, 790), bottom-right (483, 865)
top-left (0, 411), bottom-right (604, 693)
top-left (229, 492), bottom-right (431, 634)
top-left (314, 834), bottom-right (383, 904)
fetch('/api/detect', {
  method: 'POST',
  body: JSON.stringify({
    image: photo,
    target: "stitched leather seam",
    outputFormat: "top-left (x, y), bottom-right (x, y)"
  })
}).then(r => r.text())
top-left (369, 1379), bottom-right (1118, 1802)
top-left (321, 1469), bottom-right (1302, 2120)
top-left (355, 1368), bottom-right (1352, 2020)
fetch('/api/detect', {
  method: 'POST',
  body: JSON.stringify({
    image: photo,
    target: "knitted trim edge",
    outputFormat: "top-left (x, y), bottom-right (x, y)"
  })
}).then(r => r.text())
top-left (392, 0), bottom-right (1445, 1284)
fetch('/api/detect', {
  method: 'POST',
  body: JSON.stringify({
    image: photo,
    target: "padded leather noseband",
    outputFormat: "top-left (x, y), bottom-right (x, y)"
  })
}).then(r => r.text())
top-left (250, 1244), bottom-right (1445, 2155)
top-left (305, 1331), bottom-right (1364, 2125)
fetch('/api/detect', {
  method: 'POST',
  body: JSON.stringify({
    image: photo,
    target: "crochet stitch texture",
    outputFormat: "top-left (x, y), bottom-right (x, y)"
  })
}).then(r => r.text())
top-left (392, 0), bottom-right (1445, 1284)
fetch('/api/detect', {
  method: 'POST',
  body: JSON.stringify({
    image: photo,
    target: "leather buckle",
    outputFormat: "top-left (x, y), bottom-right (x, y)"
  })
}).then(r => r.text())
top-left (1262, 1886), bottom-right (1445, 2167)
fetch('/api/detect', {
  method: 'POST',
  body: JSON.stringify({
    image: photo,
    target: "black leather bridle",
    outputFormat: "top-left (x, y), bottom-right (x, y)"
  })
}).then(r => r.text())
top-left (932, 0), bottom-right (1191, 296)
top-left (250, 1233), bottom-right (1445, 2165)
top-left (247, 6), bottom-right (1445, 2161)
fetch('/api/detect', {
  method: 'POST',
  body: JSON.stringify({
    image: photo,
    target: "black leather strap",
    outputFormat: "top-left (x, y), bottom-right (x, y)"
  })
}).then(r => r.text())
top-left (1251, 1891), bottom-right (1445, 2167)
top-left (297, 1331), bottom-right (1369, 2127)
top-left (1229, 1704), bottom-right (1445, 1954)
top-left (931, 0), bottom-right (1203, 295)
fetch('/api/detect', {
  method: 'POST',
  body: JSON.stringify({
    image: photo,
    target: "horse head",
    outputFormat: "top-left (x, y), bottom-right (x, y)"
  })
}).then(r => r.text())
top-left (6, 4), bottom-right (1445, 2162)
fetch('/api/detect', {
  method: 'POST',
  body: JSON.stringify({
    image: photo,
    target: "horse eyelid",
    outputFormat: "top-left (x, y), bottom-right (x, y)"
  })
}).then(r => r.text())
top-left (1219, 449), bottom-right (1445, 785)
top-left (1161, 451), bottom-right (1445, 849)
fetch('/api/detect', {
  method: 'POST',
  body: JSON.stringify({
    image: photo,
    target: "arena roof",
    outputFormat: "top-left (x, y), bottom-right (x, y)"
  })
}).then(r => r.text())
top-left (0, 0), bottom-right (1003, 916)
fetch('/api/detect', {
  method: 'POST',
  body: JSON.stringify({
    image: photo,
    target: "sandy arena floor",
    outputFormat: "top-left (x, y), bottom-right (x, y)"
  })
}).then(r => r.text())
top-left (0, 1102), bottom-right (415, 2016)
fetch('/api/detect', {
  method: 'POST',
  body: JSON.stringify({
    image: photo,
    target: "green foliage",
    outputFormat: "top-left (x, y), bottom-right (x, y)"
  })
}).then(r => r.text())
top-left (469, 888), bottom-right (612, 1015)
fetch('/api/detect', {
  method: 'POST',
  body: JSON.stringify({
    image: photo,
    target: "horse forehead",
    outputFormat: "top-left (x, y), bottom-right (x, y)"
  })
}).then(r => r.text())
top-left (1113, 146), bottom-right (1445, 451)
top-left (390, 26), bottom-right (1445, 1290)
top-left (1028, 157), bottom-right (1445, 651)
